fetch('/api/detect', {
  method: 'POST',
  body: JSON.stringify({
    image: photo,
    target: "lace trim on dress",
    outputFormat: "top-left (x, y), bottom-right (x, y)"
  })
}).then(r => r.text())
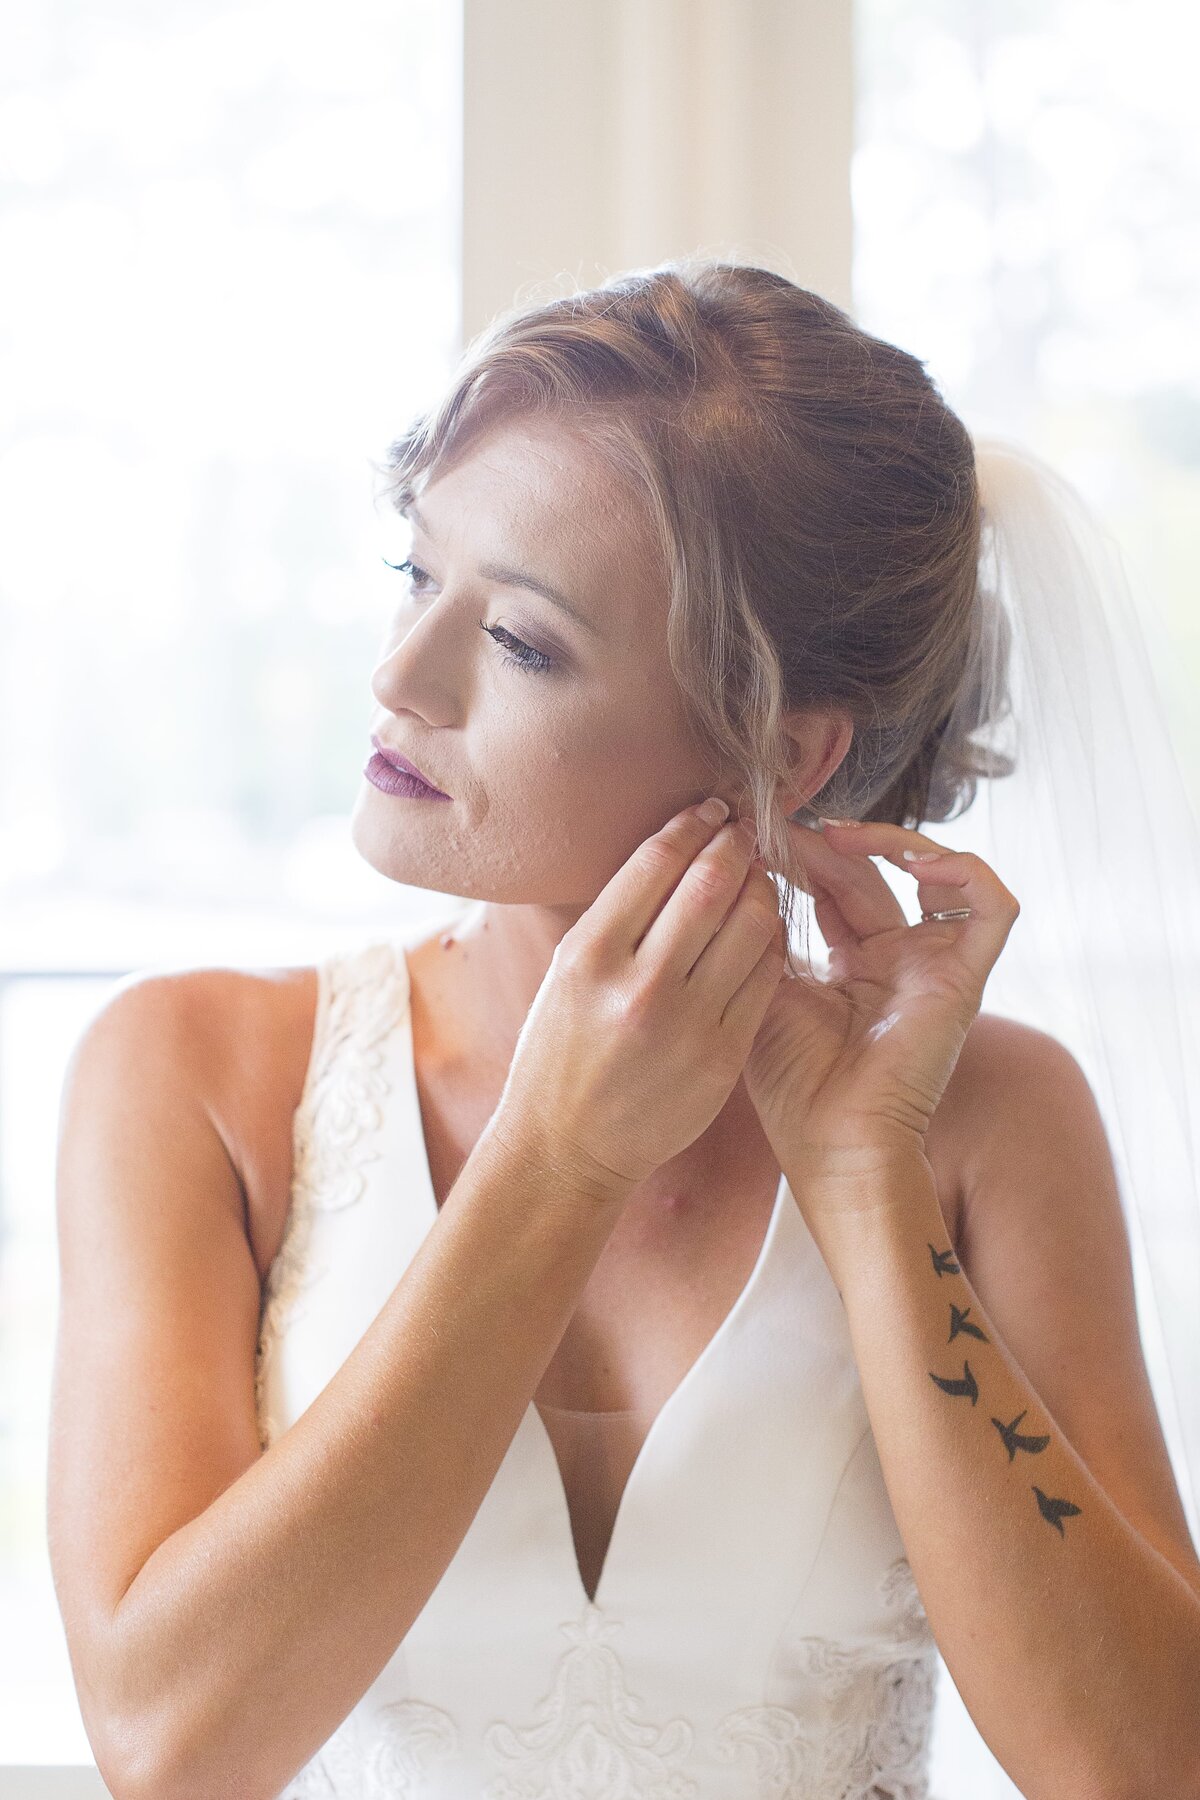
top-left (710, 1557), bottom-right (938, 1800)
top-left (253, 940), bottom-right (410, 1450)
top-left (281, 1558), bottom-right (939, 1799)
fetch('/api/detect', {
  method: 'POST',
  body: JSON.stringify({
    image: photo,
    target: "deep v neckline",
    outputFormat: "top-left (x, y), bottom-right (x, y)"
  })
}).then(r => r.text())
top-left (537, 1168), bottom-right (788, 1609)
top-left (397, 937), bottom-right (790, 1613)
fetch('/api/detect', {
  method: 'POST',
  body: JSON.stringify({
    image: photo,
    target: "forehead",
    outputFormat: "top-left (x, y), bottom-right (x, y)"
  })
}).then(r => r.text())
top-left (414, 416), bottom-right (661, 586)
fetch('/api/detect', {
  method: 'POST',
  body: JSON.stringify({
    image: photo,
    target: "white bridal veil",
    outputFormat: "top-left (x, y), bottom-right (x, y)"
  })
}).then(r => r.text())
top-left (887, 436), bottom-right (1200, 1548)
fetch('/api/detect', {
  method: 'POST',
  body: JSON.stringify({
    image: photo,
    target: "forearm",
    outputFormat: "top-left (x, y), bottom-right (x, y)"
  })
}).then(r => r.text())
top-left (112, 1123), bottom-right (629, 1800)
top-left (810, 1155), bottom-right (1200, 1800)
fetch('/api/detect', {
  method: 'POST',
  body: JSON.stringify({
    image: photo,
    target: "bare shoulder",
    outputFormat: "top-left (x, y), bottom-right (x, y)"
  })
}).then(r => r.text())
top-left (937, 1010), bottom-right (1077, 1203)
top-left (924, 1009), bottom-right (1041, 1249)
top-left (936, 1006), bottom-right (1040, 1113)
top-left (936, 1007), bottom-right (1130, 1276)
top-left (127, 962), bottom-right (321, 1280)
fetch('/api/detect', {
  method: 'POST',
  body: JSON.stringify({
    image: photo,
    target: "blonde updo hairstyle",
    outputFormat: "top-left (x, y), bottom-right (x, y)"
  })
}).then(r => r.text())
top-left (377, 257), bottom-right (1014, 965)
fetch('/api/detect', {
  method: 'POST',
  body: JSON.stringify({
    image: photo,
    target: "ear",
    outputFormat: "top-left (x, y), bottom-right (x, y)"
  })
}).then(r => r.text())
top-left (777, 708), bottom-right (855, 817)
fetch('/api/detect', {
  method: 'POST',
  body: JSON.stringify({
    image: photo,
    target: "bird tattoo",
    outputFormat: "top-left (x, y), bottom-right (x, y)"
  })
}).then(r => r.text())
top-left (1033, 1487), bottom-right (1083, 1535)
top-left (928, 1243), bottom-right (961, 1277)
top-left (948, 1303), bottom-right (989, 1344)
top-left (992, 1409), bottom-right (1051, 1462)
top-left (929, 1359), bottom-right (978, 1404)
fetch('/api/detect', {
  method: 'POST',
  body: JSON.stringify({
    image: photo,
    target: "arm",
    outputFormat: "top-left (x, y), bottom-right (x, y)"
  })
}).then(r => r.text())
top-left (51, 979), bottom-right (632, 1800)
top-left (808, 1031), bottom-right (1200, 1800)
top-left (127, 1133), bottom-right (627, 1800)
top-left (123, 1126), bottom-right (623, 1800)
top-left (55, 800), bottom-right (775, 1800)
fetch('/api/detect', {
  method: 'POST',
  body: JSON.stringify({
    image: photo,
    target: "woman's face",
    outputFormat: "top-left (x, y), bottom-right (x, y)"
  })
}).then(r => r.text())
top-left (352, 414), bottom-right (730, 922)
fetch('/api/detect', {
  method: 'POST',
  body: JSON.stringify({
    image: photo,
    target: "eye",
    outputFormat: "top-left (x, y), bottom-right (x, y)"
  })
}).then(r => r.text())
top-left (477, 620), bottom-right (555, 676)
top-left (382, 555), bottom-right (434, 597)
top-left (381, 556), bottom-right (555, 675)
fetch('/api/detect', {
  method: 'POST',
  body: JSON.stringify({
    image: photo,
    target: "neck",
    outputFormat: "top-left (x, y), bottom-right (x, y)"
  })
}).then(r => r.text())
top-left (415, 900), bottom-right (778, 1205)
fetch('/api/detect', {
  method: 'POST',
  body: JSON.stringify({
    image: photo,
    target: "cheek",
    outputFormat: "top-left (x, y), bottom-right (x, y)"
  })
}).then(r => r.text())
top-left (476, 688), bottom-right (694, 857)
top-left (481, 695), bottom-right (622, 795)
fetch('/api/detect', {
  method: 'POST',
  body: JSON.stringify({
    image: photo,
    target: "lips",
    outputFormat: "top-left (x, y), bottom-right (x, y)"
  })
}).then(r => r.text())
top-left (369, 734), bottom-right (450, 797)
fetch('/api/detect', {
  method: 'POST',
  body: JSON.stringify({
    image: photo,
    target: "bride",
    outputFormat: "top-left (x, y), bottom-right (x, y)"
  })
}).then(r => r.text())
top-left (49, 257), bottom-right (1200, 1800)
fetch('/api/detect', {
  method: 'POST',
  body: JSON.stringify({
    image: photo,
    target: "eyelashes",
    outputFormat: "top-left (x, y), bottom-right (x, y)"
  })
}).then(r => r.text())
top-left (479, 621), bottom-right (556, 676)
top-left (381, 556), bottom-right (555, 676)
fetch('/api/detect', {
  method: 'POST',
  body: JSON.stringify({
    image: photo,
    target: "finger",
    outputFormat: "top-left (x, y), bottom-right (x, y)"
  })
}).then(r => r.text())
top-left (788, 821), bottom-right (908, 937)
top-left (688, 863), bottom-right (782, 996)
top-left (631, 813), bottom-right (760, 974)
top-left (807, 874), bottom-right (860, 952)
top-left (583, 799), bottom-right (735, 961)
top-left (816, 820), bottom-right (1019, 918)
top-left (818, 823), bottom-right (1021, 972)
top-left (904, 848), bottom-right (1022, 997)
top-left (720, 921), bottom-right (788, 1038)
top-left (906, 847), bottom-right (1020, 933)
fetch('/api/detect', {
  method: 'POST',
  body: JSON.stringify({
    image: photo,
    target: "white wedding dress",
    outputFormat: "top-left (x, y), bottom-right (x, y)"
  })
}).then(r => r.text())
top-left (254, 919), bottom-right (945, 1798)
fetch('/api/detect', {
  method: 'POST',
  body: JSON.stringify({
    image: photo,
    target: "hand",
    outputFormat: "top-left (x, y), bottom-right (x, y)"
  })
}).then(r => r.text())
top-left (489, 800), bottom-right (787, 1202)
top-left (742, 817), bottom-right (1020, 1206)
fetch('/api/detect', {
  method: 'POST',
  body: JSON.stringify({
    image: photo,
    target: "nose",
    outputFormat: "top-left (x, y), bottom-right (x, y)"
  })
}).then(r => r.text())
top-left (369, 614), bottom-right (459, 734)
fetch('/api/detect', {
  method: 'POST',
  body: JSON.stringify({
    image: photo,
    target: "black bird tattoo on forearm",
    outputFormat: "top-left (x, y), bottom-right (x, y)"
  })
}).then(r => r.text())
top-left (929, 1359), bottom-right (979, 1402)
top-left (949, 1302), bottom-right (989, 1343)
top-left (1033, 1487), bottom-right (1083, 1535)
top-left (928, 1242), bottom-right (960, 1276)
top-left (992, 1409), bottom-right (1052, 1462)
top-left (923, 1241), bottom-right (1083, 1538)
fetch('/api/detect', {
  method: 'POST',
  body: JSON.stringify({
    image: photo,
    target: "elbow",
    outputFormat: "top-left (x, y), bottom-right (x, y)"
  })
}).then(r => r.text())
top-left (77, 1649), bottom-right (180, 1800)
top-left (110, 1709), bottom-right (283, 1800)
top-left (72, 1657), bottom-right (178, 1800)
top-left (88, 1606), bottom-right (230, 1800)
top-left (94, 1682), bottom-right (277, 1800)
top-left (111, 1745), bottom-right (269, 1800)
top-left (87, 1720), bottom-right (172, 1800)
top-left (106, 1727), bottom-right (271, 1800)
top-left (94, 1702), bottom-right (229, 1800)
top-left (79, 1664), bottom-right (216, 1800)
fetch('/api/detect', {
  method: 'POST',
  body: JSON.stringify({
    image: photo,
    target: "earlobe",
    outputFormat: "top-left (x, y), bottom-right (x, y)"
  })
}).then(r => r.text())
top-left (779, 708), bottom-right (855, 818)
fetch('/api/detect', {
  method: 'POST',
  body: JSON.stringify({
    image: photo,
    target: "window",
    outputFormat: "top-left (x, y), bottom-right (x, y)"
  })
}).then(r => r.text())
top-left (854, 0), bottom-right (1200, 788)
top-left (853, 5), bottom-right (1200, 1793)
top-left (7, 1), bottom-right (1195, 1787)
top-left (0, 0), bottom-right (461, 1775)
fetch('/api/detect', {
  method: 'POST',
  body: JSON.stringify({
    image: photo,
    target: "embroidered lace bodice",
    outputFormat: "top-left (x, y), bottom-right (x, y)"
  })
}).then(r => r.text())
top-left (255, 922), bottom-right (946, 1798)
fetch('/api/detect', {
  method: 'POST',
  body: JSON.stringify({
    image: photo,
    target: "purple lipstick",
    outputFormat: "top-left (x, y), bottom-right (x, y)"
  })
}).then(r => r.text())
top-left (364, 735), bottom-right (452, 801)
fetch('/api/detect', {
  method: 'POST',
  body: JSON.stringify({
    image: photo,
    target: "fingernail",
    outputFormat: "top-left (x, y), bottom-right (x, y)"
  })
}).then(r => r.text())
top-left (697, 796), bottom-right (730, 827)
top-left (819, 816), bottom-right (859, 828)
top-left (903, 848), bottom-right (944, 862)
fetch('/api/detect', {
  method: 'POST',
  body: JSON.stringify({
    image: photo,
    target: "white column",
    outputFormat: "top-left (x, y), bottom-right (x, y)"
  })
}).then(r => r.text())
top-left (461, 0), bottom-right (854, 347)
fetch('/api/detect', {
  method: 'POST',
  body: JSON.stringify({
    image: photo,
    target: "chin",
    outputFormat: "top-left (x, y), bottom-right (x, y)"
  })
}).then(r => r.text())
top-left (345, 801), bottom-right (486, 905)
top-left (348, 797), bottom-right (450, 892)
top-left (349, 788), bottom-right (602, 913)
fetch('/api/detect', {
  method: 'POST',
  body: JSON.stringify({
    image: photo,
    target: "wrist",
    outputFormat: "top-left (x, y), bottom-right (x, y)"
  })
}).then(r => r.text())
top-left (796, 1150), bottom-right (945, 1290)
top-left (787, 1138), bottom-right (936, 1204)
top-left (479, 1110), bottom-right (637, 1213)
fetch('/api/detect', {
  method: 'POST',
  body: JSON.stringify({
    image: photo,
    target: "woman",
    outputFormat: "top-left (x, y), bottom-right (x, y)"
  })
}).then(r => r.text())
top-left (49, 260), bottom-right (1200, 1799)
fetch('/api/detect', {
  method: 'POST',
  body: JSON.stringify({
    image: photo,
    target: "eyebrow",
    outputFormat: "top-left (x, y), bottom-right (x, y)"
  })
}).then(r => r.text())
top-left (400, 500), bottom-right (602, 638)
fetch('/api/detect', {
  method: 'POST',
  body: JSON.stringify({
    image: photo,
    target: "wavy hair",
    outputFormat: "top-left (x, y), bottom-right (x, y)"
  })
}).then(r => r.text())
top-left (374, 256), bottom-right (1014, 959)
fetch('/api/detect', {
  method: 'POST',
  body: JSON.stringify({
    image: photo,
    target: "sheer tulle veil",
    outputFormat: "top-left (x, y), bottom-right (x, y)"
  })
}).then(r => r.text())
top-left (872, 435), bottom-right (1200, 1546)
